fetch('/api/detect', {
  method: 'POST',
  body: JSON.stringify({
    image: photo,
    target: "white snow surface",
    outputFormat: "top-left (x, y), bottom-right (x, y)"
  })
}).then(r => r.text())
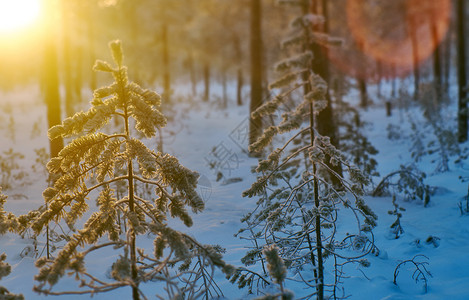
top-left (1, 83), bottom-right (469, 299)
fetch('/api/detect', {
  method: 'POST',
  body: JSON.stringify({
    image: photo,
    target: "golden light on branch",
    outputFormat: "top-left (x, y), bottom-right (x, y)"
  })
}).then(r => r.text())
top-left (348, 0), bottom-right (450, 71)
top-left (0, 0), bottom-right (41, 33)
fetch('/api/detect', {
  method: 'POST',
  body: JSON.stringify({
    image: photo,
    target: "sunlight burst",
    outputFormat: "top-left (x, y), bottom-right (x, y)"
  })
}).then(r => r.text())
top-left (0, 0), bottom-right (41, 33)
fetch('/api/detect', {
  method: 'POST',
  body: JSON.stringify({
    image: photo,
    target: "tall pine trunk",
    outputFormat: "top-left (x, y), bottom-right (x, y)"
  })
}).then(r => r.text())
top-left (62, 1), bottom-right (74, 117)
top-left (88, 18), bottom-right (97, 91)
top-left (44, 14), bottom-right (63, 158)
top-left (313, 0), bottom-right (342, 185)
top-left (222, 68), bottom-right (228, 108)
top-left (203, 63), bottom-right (210, 101)
top-left (391, 63), bottom-right (397, 98)
top-left (249, 0), bottom-right (263, 152)
top-left (409, 16), bottom-right (420, 100)
top-left (234, 35), bottom-right (243, 106)
top-left (429, 5), bottom-right (442, 99)
top-left (44, 38), bottom-right (63, 261)
top-left (237, 68), bottom-right (243, 106)
top-left (376, 60), bottom-right (382, 100)
top-left (358, 78), bottom-right (368, 108)
top-left (187, 50), bottom-right (197, 95)
top-left (443, 17), bottom-right (452, 92)
top-left (74, 46), bottom-right (83, 100)
top-left (457, 0), bottom-right (468, 142)
top-left (162, 24), bottom-right (171, 102)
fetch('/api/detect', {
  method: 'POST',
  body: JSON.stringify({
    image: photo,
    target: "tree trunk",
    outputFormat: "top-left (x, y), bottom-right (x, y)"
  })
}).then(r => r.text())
top-left (457, 0), bottom-right (468, 142)
top-left (314, 0), bottom-right (342, 182)
top-left (222, 69), bottom-right (228, 108)
top-left (188, 50), bottom-right (197, 95)
top-left (74, 46), bottom-right (83, 100)
top-left (234, 35), bottom-right (243, 106)
top-left (128, 158), bottom-right (139, 300)
top-left (162, 24), bottom-right (171, 102)
top-left (311, 104), bottom-right (324, 300)
top-left (391, 63), bottom-right (397, 98)
top-left (62, 1), bottom-right (74, 117)
top-left (309, 2), bottom-right (325, 299)
top-left (89, 18), bottom-right (97, 91)
top-left (203, 63), bottom-right (210, 101)
top-left (443, 19), bottom-right (452, 92)
top-left (386, 101), bottom-right (392, 117)
top-left (409, 17), bottom-right (420, 100)
top-left (429, 6), bottom-right (442, 99)
top-left (358, 78), bottom-right (368, 108)
top-left (237, 68), bottom-right (243, 106)
top-left (44, 29), bottom-right (63, 158)
top-left (354, 40), bottom-right (368, 107)
top-left (376, 60), bottom-right (382, 100)
top-left (249, 0), bottom-right (263, 152)
top-left (123, 84), bottom-right (140, 300)
top-left (300, 0), bottom-right (322, 284)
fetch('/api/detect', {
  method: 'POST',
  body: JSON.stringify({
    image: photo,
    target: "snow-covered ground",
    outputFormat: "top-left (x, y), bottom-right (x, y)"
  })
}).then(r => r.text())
top-left (1, 83), bottom-right (469, 299)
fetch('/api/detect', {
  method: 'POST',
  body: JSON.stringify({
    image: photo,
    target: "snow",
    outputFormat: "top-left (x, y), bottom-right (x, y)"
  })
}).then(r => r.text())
top-left (1, 82), bottom-right (469, 299)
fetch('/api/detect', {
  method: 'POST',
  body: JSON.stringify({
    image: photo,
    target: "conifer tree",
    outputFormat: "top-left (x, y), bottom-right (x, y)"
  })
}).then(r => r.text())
top-left (0, 253), bottom-right (24, 300)
top-left (233, 1), bottom-right (377, 299)
top-left (0, 188), bottom-right (31, 300)
top-left (337, 101), bottom-right (379, 178)
top-left (0, 187), bottom-right (40, 238)
top-left (31, 41), bottom-right (232, 299)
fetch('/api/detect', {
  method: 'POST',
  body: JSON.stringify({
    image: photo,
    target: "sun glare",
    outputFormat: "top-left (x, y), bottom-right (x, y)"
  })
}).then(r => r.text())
top-left (0, 0), bottom-right (41, 33)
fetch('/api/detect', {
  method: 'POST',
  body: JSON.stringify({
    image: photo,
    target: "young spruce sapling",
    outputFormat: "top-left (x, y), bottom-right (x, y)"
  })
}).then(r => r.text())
top-left (232, 2), bottom-right (378, 299)
top-left (31, 41), bottom-right (232, 300)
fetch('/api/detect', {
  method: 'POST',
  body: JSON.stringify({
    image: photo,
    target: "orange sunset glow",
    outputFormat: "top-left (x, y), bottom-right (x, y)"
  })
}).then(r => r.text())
top-left (344, 0), bottom-right (451, 78)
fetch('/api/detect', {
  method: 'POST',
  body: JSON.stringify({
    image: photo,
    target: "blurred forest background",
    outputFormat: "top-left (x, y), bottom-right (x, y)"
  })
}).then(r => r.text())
top-left (0, 0), bottom-right (466, 148)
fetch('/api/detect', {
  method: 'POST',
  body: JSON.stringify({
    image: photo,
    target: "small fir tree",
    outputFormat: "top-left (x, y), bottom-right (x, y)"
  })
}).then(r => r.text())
top-left (388, 195), bottom-right (405, 239)
top-left (458, 184), bottom-right (469, 215)
top-left (232, 1), bottom-right (377, 299)
top-left (337, 101), bottom-right (379, 179)
top-left (31, 41), bottom-right (232, 299)
top-left (0, 187), bottom-right (18, 234)
top-left (0, 149), bottom-right (28, 191)
top-left (404, 84), bottom-right (465, 174)
top-left (373, 164), bottom-right (432, 206)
